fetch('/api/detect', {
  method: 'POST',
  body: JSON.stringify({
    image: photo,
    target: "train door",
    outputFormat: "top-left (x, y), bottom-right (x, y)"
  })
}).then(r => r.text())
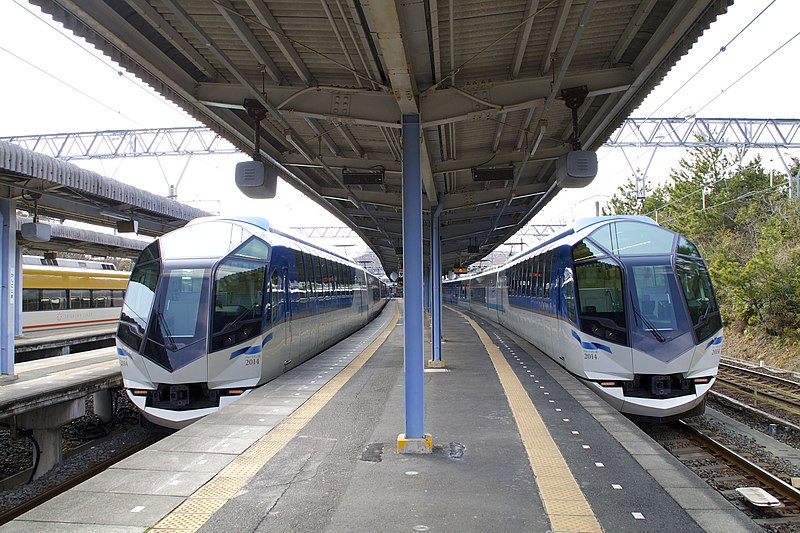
top-left (266, 267), bottom-right (290, 374)
top-left (557, 267), bottom-right (579, 367)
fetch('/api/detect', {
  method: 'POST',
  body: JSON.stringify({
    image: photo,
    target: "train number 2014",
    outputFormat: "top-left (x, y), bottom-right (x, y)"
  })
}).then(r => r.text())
top-left (245, 357), bottom-right (260, 366)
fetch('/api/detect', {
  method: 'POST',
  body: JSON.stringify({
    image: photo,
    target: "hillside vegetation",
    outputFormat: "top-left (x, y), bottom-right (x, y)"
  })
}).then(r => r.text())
top-left (604, 146), bottom-right (800, 371)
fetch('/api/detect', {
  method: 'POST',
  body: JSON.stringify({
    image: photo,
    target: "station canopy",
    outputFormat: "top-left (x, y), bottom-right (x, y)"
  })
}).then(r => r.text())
top-left (32, 0), bottom-right (732, 275)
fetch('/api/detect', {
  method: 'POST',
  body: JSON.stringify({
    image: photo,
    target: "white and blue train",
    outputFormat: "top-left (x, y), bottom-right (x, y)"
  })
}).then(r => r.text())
top-left (444, 216), bottom-right (722, 422)
top-left (116, 216), bottom-right (387, 428)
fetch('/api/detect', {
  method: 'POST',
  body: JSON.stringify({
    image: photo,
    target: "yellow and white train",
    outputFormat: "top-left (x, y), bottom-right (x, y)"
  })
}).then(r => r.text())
top-left (21, 256), bottom-right (130, 332)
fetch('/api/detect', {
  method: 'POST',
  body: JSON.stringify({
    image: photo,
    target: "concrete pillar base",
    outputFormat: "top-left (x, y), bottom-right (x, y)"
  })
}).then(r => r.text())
top-left (397, 433), bottom-right (433, 454)
top-left (93, 390), bottom-right (114, 423)
top-left (0, 374), bottom-right (19, 385)
top-left (18, 399), bottom-right (85, 479)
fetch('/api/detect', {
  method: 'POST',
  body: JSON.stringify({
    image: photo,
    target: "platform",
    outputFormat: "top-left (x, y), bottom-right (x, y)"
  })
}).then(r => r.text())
top-left (0, 347), bottom-right (119, 417)
top-left (4, 301), bottom-right (759, 532)
top-left (14, 325), bottom-right (117, 362)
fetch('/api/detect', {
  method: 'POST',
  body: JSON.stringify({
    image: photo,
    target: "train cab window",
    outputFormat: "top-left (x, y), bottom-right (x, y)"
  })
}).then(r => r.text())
top-left (590, 221), bottom-right (675, 256)
top-left (572, 239), bottom-right (605, 262)
top-left (574, 259), bottom-right (628, 346)
top-left (677, 236), bottom-right (702, 258)
top-left (118, 251), bottom-right (160, 351)
top-left (117, 252), bottom-right (161, 351)
top-left (210, 237), bottom-right (270, 351)
top-left (676, 258), bottom-right (722, 342)
top-left (144, 267), bottom-right (210, 369)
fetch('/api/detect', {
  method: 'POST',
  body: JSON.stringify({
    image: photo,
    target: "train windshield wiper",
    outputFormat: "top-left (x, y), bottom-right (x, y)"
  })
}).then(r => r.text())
top-left (630, 292), bottom-right (665, 343)
top-left (221, 303), bottom-right (259, 333)
top-left (156, 311), bottom-right (178, 351)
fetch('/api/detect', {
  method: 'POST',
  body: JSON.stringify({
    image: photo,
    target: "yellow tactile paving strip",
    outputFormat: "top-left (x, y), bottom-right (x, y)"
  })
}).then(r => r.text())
top-left (150, 304), bottom-right (400, 532)
top-left (455, 310), bottom-right (602, 533)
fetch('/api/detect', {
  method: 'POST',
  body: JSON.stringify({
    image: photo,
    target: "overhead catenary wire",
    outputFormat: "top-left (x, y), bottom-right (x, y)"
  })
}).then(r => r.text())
top-left (10, 0), bottom-right (188, 123)
top-left (645, 0), bottom-right (777, 118)
top-left (0, 45), bottom-right (141, 126)
top-left (693, 29), bottom-right (800, 116)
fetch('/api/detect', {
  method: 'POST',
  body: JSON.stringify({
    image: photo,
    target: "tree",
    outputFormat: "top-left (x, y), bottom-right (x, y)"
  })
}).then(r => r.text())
top-left (604, 146), bottom-right (799, 338)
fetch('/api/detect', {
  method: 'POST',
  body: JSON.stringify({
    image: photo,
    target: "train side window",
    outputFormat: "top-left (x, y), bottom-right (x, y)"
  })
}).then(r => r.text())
top-left (562, 268), bottom-right (577, 324)
top-left (69, 289), bottom-right (91, 309)
top-left (313, 256), bottom-right (324, 301)
top-left (321, 259), bottom-right (329, 298)
top-left (112, 290), bottom-right (125, 307)
top-left (336, 262), bottom-right (344, 298)
top-left (269, 269), bottom-right (280, 323)
top-left (520, 261), bottom-right (526, 297)
top-left (525, 259), bottom-right (536, 298)
top-left (296, 250), bottom-right (307, 301)
top-left (305, 254), bottom-right (315, 297)
top-left (23, 289), bottom-right (40, 311)
top-left (93, 289), bottom-right (111, 308)
top-left (544, 252), bottom-right (553, 298)
top-left (46, 290), bottom-right (67, 310)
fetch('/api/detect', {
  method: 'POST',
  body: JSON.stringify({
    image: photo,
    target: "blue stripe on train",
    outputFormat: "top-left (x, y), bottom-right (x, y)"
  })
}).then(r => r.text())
top-left (572, 330), bottom-right (612, 353)
top-left (706, 336), bottom-right (722, 349)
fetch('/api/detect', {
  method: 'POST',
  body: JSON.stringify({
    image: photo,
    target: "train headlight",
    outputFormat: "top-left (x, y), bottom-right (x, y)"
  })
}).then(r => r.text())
top-left (131, 389), bottom-right (150, 396)
top-left (599, 381), bottom-right (621, 387)
top-left (693, 377), bottom-right (711, 384)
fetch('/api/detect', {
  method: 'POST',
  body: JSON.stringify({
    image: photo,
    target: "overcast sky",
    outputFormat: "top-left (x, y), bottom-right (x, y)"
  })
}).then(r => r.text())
top-left (1, 0), bottom-right (798, 256)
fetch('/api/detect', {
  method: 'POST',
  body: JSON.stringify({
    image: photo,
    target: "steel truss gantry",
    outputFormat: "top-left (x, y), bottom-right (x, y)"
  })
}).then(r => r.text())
top-left (0, 127), bottom-right (238, 160)
top-left (606, 118), bottom-right (800, 199)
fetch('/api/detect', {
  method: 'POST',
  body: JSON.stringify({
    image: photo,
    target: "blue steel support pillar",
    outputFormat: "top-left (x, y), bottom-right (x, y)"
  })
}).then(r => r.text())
top-left (0, 199), bottom-right (18, 382)
top-left (424, 273), bottom-right (430, 312)
top-left (397, 115), bottom-right (431, 454)
top-left (15, 252), bottom-right (22, 336)
top-left (430, 194), bottom-right (444, 364)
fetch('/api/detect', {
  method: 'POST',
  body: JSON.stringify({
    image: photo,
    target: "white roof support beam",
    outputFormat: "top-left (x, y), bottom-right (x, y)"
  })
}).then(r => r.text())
top-left (196, 67), bottom-right (633, 129)
top-left (360, 0), bottom-right (438, 206)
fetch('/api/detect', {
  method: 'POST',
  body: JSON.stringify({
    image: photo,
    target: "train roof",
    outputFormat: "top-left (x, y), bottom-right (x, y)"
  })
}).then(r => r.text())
top-left (447, 215), bottom-right (658, 282)
top-left (181, 216), bottom-right (371, 273)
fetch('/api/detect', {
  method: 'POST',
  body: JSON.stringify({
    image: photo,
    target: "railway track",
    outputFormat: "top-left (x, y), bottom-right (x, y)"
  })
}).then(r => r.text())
top-left (716, 362), bottom-right (800, 420)
top-left (647, 420), bottom-right (800, 530)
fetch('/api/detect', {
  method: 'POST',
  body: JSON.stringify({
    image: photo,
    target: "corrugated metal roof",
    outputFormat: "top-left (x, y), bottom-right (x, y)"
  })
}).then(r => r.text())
top-left (26, 0), bottom-right (734, 275)
top-left (16, 217), bottom-right (148, 258)
top-left (0, 141), bottom-right (209, 237)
